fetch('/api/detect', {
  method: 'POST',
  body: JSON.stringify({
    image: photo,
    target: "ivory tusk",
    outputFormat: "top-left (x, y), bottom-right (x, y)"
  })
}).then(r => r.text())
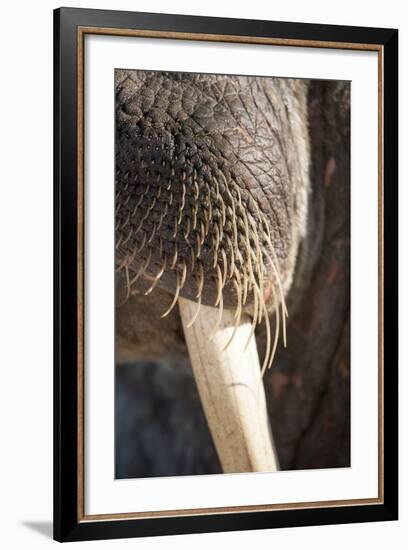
top-left (179, 298), bottom-right (279, 473)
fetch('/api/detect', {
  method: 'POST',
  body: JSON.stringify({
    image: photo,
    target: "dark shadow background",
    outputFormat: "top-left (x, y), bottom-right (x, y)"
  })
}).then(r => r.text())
top-left (115, 360), bottom-right (221, 478)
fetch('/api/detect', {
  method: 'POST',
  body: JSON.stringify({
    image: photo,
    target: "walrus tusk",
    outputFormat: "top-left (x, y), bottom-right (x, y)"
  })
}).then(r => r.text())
top-left (179, 298), bottom-right (279, 473)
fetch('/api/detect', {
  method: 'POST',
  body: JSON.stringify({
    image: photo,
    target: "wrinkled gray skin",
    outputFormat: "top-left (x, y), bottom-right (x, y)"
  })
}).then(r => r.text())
top-left (115, 71), bottom-right (310, 310)
top-left (115, 71), bottom-right (350, 476)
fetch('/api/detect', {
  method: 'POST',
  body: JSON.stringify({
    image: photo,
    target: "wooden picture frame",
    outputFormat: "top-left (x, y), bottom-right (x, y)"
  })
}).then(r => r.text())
top-left (54, 7), bottom-right (398, 542)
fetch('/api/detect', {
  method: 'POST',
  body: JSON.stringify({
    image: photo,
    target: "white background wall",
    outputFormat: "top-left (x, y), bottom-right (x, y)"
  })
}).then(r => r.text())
top-left (0, 1), bottom-right (405, 548)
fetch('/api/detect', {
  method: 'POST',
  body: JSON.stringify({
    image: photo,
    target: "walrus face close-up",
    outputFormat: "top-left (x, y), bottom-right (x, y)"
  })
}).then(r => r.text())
top-left (115, 71), bottom-right (310, 328)
top-left (115, 69), bottom-right (350, 477)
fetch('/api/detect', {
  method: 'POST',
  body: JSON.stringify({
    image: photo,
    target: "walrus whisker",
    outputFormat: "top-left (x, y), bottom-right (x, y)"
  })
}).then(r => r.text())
top-left (137, 231), bottom-right (147, 252)
top-left (260, 212), bottom-right (288, 318)
top-left (214, 264), bottom-right (223, 307)
top-left (148, 197), bottom-right (157, 212)
top-left (115, 234), bottom-right (123, 250)
top-left (115, 253), bottom-right (130, 273)
top-left (226, 235), bottom-right (235, 278)
top-left (186, 294), bottom-right (202, 328)
top-left (212, 176), bottom-right (220, 203)
top-left (219, 194), bottom-right (226, 227)
top-left (161, 272), bottom-right (181, 318)
top-left (189, 243), bottom-right (196, 272)
top-left (221, 248), bottom-right (228, 286)
top-left (124, 264), bottom-right (131, 302)
top-left (249, 246), bottom-right (264, 325)
top-left (214, 224), bottom-right (220, 254)
top-left (157, 202), bottom-right (168, 230)
top-left (134, 189), bottom-right (145, 209)
top-left (241, 268), bottom-right (249, 305)
top-left (200, 220), bottom-right (206, 246)
top-left (196, 233), bottom-right (201, 259)
top-left (177, 182), bottom-right (186, 224)
top-left (263, 247), bottom-right (287, 344)
top-left (144, 277), bottom-right (159, 296)
top-left (145, 254), bottom-right (167, 295)
top-left (203, 208), bottom-right (210, 237)
top-left (259, 299), bottom-right (272, 381)
top-left (193, 179), bottom-right (200, 201)
top-left (170, 243), bottom-right (178, 269)
top-left (184, 216), bottom-right (191, 240)
top-left (196, 261), bottom-right (204, 299)
top-left (232, 269), bottom-right (242, 318)
top-left (248, 215), bottom-right (264, 308)
top-left (192, 204), bottom-right (198, 230)
top-left (122, 228), bottom-right (133, 246)
top-left (147, 222), bottom-right (157, 244)
top-left (129, 247), bottom-right (152, 286)
top-left (121, 211), bottom-right (130, 231)
top-left (180, 260), bottom-right (187, 289)
top-left (134, 208), bottom-right (150, 234)
top-left (266, 277), bottom-right (280, 370)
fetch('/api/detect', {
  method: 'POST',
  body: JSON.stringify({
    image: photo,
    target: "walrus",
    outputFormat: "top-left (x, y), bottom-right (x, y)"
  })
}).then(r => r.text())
top-left (114, 70), bottom-right (350, 477)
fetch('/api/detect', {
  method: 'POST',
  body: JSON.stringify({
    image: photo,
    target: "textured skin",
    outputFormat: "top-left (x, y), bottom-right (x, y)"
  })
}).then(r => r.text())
top-left (115, 73), bottom-right (350, 475)
top-left (115, 71), bottom-right (310, 310)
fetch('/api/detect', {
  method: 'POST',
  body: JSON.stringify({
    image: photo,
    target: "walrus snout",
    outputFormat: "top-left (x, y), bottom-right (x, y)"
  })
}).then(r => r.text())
top-left (115, 70), bottom-right (310, 352)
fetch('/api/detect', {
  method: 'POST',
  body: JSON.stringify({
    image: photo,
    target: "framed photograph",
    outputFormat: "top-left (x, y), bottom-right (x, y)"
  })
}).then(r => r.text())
top-left (54, 7), bottom-right (398, 542)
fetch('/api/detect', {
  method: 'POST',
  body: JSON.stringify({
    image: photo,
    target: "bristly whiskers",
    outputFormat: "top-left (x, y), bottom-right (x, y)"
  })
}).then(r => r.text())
top-left (116, 163), bottom-right (288, 375)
